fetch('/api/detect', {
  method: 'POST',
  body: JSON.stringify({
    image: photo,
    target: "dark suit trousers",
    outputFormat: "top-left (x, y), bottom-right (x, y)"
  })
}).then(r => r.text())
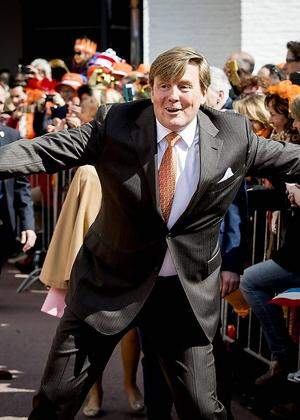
top-left (141, 328), bottom-right (233, 420)
top-left (28, 276), bottom-right (226, 420)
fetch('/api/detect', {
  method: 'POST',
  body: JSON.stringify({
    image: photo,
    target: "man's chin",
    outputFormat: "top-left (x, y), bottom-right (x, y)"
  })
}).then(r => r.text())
top-left (165, 118), bottom-right (187, 131)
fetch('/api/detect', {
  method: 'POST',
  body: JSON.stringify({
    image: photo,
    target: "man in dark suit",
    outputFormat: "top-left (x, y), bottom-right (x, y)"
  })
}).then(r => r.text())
top-left (141, 66), bottom-right (248, 420)
top-left (0, 85), bottom-right (36, 379)
top-left (1, 47), bottom-right (300, 419)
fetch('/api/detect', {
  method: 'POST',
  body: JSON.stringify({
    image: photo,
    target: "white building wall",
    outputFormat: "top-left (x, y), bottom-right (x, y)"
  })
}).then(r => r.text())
top-left (143, 0), bottom-right (241, 68)
top-left (241, 0), bottom-right (300, 71)
top-left (144, 0), bottom-right (300, 72)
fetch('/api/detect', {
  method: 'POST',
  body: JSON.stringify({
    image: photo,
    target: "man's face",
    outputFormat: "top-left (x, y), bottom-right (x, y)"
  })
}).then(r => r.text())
top-left (151, 63), bottom-right (205, 131)
top-left (10, 86), bottom-right (27, 107)
top-left (73, 48), bottom-right (88, 65)
top-left (34, 65), bottom-right (46, 80)
top-left (206, 87), bottom-right (224, 110)
top-left (285, 50), bottom-right (300, 76)
top-left (57, 85), bottom-right (75, 103)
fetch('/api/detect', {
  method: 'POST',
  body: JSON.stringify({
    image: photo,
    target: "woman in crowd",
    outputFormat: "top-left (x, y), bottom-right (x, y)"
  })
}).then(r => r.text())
top-left (233, 93), bottom-right (272, 138)
top-left (233, 93), bottom-right (273, 188)
top-left (265, 81), bottom-right (300, 143)
top-left (240, 87), bottom-right (300, 386)
top-left (290, 94), bottom-right (300, 131)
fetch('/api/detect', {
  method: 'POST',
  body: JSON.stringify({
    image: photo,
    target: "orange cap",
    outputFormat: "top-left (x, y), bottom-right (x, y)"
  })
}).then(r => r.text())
top-left (57, 73), bottom-right (83, 91)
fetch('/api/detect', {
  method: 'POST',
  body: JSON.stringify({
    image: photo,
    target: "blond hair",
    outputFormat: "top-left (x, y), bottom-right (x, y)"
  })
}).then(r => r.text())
top-left (290, 95), bottom-right (300, 120)
top-left (149, 47), bottom-right (210, 93)
top-left (233, 94), bottom-right (271, 127)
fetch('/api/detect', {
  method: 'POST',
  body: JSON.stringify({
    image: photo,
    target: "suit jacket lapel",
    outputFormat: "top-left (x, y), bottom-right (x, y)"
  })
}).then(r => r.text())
top-left (195, 107), bottom-right (222, 200)
top-left (171, 107), bottom-right (222, 229)
top-left (130, 105), bottom-right (162, 216)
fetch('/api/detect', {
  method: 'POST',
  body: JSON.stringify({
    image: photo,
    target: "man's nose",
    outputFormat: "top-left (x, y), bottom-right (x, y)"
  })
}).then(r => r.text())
top-left (168, 86), bottom-right (180, 101)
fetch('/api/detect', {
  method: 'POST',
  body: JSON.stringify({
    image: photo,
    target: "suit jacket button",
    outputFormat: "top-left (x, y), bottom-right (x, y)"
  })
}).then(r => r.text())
top-left (167, 233), bottom-right (172, 239)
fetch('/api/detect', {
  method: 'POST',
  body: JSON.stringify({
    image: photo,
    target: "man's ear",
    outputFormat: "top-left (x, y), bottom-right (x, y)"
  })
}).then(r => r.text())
top-left (200, 90), bottom-right (207, 105)
top-left (219, 91), bottom-right (225, 103)
top-left (150, 86), bottom-right (154, 103)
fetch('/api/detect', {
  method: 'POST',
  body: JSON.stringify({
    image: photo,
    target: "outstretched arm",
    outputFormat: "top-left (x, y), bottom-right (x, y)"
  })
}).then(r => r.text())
top-left (0, 118), bottom-right (104, 179)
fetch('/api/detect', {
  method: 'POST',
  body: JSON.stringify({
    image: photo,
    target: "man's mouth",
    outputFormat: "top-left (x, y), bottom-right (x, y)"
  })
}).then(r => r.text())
top-left (165, 107), bottom-right (182, 113)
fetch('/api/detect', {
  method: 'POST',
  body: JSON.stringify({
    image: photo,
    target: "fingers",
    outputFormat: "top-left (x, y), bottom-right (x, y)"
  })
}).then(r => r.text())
top-left (21, 230), bottom-right (37, 252)
top-left (220, 271), bottom-right (240, 298)
top-left (221, 281), bottom-right (229, 299)
top-left (20, 230), bottom-right (26, 244)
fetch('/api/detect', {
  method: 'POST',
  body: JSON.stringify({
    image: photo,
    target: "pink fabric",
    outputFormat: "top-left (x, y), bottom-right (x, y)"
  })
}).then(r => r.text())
top-left (41, 288), bottom-right (66, 318)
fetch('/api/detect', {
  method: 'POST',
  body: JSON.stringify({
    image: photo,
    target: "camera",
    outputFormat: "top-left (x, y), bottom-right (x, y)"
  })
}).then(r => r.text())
top-left (45, 94), bottom-right (55, 102)
top-left (51, 104), bottom-right (68, 119)
top-left (19, 65), bottom-right (34, 75)
top-left (123, 84), bottom-right (134, 102)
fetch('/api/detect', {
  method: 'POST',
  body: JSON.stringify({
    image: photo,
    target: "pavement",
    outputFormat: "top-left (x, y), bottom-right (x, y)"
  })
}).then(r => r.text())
top-left (0, 263), bottom-right (260, 419)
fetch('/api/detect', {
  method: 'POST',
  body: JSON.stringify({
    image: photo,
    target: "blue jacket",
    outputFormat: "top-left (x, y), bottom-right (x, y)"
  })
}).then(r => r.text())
top-left (0, 124), bottom-right (35, 234)
top-left (220, 181), bottom-right (248, 274)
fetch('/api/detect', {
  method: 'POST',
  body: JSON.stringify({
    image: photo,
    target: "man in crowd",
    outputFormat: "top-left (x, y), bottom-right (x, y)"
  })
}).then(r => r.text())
top-left (0, 85), bottom-right (36, 379)
top-left (224, 51), bottom-right (255, 79)
top-left (6, 82), bottom-right (35, 138)
top-left (1, 47), bottom-right (300, 419)
top-left (284, 40), bottom-right (300, 77)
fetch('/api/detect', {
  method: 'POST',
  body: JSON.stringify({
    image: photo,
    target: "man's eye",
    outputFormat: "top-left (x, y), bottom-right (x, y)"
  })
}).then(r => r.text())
top-left (180, 85), bottom-right (190, 91)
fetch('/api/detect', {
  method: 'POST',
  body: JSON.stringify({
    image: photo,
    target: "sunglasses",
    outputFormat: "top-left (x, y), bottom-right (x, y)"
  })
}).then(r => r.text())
top-left (286, 57), bottom-right (300, 63)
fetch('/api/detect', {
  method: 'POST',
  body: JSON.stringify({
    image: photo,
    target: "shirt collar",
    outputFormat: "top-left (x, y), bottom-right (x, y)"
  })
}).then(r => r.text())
top-left (156, 117), bottom-right (198, 148)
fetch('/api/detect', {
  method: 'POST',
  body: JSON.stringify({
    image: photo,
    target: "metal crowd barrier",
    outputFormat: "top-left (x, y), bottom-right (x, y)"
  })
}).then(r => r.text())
top-left (16, 176), bottom-right (300, 368)
top-left (16, 169), bottom-right (74, 292)
top-left (221, 187), bottom-right (299, 367)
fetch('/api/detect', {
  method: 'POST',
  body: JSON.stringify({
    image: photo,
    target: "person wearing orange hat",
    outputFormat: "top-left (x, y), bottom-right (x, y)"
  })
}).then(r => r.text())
top-left (56, 73), bottom-right (84, 100)
top-left (265, 80), bottom-right (300, 143)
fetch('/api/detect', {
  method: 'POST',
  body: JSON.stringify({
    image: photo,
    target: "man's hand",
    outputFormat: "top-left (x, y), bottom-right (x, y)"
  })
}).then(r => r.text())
top-left (66, 116), bottom-right (81, 129)
top-left (47, 117), bottom-right (67, 133)
top-left (220, 271), bottom-right (240, 298)
top-left (52, 92), bottom-right (65, 107)
top-left (20, 230), bottom-right (37, 252)
top-left (286, 183), bottom-right (300, 207)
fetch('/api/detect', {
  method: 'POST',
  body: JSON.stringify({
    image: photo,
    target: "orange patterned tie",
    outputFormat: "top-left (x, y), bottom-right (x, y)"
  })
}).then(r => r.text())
top-left (159, 132), bottom-right (181, 222)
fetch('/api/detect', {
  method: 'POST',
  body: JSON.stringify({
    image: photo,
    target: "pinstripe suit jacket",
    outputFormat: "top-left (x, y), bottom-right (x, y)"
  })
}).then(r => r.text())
top-left (1, 99), bottom-right (300, 340)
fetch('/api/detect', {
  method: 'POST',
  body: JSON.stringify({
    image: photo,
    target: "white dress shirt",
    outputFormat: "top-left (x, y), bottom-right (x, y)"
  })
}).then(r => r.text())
top-left (157, 117), bottom-right (200, 276)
